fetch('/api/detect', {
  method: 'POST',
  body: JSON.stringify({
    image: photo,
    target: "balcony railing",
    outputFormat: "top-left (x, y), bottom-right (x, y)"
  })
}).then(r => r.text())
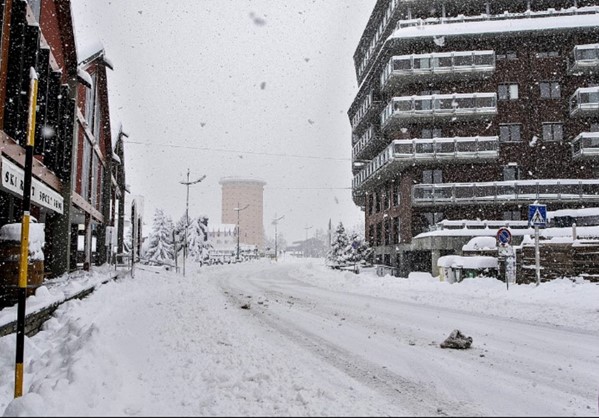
top-left (350, 91), bottom-right (377, 132)
top-left (380, 51), bottom-right (495, 90)
top-left (412, 179), bottom-right (599, 206)
top-left (381, 93), bottom-right (497, 130)
top-left (570, 87), bottom-right (599, 116)
top-left (352, 126), bottom-right (377, 160)
top-left (572, 132), bottom-right (599, 159)
top-left (396, 6), bottom-right (599, 31)
top-left (353, 136), bottom-right (499, 190)
top-left (568, 44), bottom-right (599, 74)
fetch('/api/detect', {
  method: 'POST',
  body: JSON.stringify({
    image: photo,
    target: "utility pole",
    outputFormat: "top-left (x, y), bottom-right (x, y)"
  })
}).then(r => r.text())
top-left (179, 170), bottom-right (206, 276)
top-left (14, 68), bottom-right (38, 398)
top-left (272, 214), bottom-right (284, 261)
top-left (304, 225), bottom-right (313, 258)
top-left (234, 203), bottom-right (249, 261)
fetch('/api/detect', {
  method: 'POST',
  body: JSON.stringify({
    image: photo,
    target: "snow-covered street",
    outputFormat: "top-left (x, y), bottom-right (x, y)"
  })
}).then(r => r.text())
top-left (0, 258), bottom-right (598, 416)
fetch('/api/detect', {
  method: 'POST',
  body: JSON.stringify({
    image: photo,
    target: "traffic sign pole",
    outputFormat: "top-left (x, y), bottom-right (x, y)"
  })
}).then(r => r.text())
top-left (535, 225), bottom-right (540, 286)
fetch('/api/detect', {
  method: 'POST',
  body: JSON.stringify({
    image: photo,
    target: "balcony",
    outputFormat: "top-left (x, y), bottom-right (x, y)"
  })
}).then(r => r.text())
top-left (572, 132), bottom-right (599, 159)
top-left (412, 179), bottom-right (599, 207)
top-left (380, 93), bottom-right (497, 131)
top-left (570, 87), bottom-right (599, 117)
top-left (352, 136), bottom-right (499, 191)
top-left (568, 44), bottom-right (599, 74)
top-left (352, 126), bottom-right (385, 162)
top-left (380, 51), bottom-right (495, 91)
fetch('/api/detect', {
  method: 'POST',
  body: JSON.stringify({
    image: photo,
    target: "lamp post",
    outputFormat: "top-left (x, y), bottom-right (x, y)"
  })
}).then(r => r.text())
top-left (304, 225), bottom-right (313, 258)
top-left (234, 202), bottom-right (249, 261)
top-left (272, 214), bottom-right (284, 261)
top-left (179, 169), bottom-right (206, 276)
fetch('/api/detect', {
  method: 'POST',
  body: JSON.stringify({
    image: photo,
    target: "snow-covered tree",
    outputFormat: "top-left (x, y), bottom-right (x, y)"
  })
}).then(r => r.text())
top-left (144, 208), bottom-right (175, 265)
top-left (174, 213), bottom-right (209, 262)
top-left (347, 232), bottom-right (373, 265)
top-left (326, 223), bottom-right (373, 269)
top-left (327, 222), bottom-right (351, 266)
top-left (187, 216), bottom-right (210, 262)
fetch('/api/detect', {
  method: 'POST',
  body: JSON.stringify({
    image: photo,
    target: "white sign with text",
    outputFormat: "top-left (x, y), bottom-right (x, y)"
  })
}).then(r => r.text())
top-left (1, 156), bottom-right (64, 214)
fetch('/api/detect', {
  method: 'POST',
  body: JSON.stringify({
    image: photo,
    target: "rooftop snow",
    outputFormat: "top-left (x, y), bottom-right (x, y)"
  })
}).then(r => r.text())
top-left (390, 12), bottom-right (599, 41)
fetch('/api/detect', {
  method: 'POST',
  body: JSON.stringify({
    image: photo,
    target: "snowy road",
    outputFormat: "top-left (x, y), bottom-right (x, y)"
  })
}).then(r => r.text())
top-left (1, 259), bottom-right (598, 416)
top-left (212, 262), bottom-right (599, 417)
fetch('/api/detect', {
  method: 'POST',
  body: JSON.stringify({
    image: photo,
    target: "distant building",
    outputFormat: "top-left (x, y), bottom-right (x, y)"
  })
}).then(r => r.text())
top-left (350, 0), bottom-right (599, 276)
top-left (206, 223), bottom-right (256, 262)
top-left (219, 177), bottom-right (266, 251)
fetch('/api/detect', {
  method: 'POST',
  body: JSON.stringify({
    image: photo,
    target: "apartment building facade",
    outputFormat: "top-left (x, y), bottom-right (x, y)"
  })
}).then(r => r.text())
top-left (350, 0), bottom-right (599, 275)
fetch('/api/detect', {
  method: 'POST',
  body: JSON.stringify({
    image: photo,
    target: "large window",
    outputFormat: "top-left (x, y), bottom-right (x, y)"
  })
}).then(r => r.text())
top-left (540, 81), bottom-right (561, 99)
top-left (498, 83), bottom-right (518, 100)
top-left (542, 123), bottom-right (563, 141)
top-left (499, 124), bottom-right (521, 142)
top-left (422, 169), bottom-right (442, 184)
top-left (392, 217), bottom-right (400, 244)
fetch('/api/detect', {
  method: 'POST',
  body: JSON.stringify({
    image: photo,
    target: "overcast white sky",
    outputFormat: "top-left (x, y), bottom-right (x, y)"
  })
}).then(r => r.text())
top-left (70, 0), bottom-right (376, 243)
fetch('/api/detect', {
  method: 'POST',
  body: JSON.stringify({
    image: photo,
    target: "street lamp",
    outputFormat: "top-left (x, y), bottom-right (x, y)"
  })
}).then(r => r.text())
top-left (304, 225), bottom-right (313, 258)
top-left (272, 214), bottom-right (285, 262)
top-left (234, 202), bottom-right (249, 261)
top-left (179, 169), bottom-right (206, 276)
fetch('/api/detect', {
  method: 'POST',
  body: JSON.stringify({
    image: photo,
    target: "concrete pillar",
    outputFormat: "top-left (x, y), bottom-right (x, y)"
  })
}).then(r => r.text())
top-left (431, 249), bottom-right (441, 278)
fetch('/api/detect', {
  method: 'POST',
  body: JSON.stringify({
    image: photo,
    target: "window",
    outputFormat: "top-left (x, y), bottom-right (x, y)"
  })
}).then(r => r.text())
top-left (375, 191), bottom-right (381, 213)
top-left (536, 51), bottom-right (559, 58)
top-left (422, 169), bottom-right (442, 184)
top-left (497, 51), bottom-right (517, 60)
top-left (392, 217), bottom-right (400, 244)
top-left (542, 123), bottom-right (563, 141)
top-left (423, 212), bottom-right (444, 229)
top-left (498, 83), bottom-right (518, 100)
top-left (503, 165), bottom-right (520, 181)
top-left (540, 81), bottom-right (561, 99)
top-left (382, 189), bottom-right (390, 210)
top-left (421, 128), bottom-right (442, 139)
top-left (499, 124), bottom-right (521, 142)
top-left (384, 219), bottom-right (391, 245)
top-left (376, 222), bottom-right (382, 246)
top-left (392, 183), bottom-right (400, 207)
top-left (503, 210), bottom-right (521, 221)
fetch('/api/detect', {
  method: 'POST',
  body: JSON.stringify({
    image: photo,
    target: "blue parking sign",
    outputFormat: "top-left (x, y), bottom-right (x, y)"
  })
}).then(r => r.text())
top-left (528, 204), bottom-right (547, 227)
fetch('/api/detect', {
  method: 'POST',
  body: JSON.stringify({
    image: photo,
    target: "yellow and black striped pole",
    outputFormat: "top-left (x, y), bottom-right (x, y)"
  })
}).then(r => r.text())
top-left (14, 67), bottom-right (38, 398)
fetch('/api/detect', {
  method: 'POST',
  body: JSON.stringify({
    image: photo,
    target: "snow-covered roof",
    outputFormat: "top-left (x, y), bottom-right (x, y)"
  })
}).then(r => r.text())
top-left (437, 255), bottom-right (498, 269)
top-left (219, 177), bottom-right (266, 186)
top-left (548, 207), bottom-right (599, 219)
top-left (77, 67), bottom-right (92, 88)
top-left (390, 10), bottom-right (599, 41)
top-left (208, 224), bottom-right (237, 233)
top-left (462, 236), bottom-right (497, 252)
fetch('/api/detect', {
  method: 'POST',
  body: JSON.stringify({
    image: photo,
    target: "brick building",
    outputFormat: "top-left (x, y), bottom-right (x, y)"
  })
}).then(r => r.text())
top-left (219, 177), bottom-right (265, 251)
top-left (0, 1), bottom-right (129, 278)
top-left (349, 0), bottom-right (599, 275)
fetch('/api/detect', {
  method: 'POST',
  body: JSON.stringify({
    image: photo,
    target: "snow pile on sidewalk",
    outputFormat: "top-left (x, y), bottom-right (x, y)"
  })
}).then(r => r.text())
top-left (0, 264), bottom-right (121, 329)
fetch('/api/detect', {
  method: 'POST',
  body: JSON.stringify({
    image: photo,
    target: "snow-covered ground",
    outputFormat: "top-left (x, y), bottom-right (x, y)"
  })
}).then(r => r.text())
top-left (0, 257), bottom-right (598, 416)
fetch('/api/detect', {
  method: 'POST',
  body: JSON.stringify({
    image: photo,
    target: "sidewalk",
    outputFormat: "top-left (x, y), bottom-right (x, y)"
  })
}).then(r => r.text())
top-left (0, 264), bottom-right (128, 337)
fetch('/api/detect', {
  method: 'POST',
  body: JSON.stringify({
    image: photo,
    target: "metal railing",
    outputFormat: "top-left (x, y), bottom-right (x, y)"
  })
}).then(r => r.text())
top-left (412, 179), bottom-right (599, 206)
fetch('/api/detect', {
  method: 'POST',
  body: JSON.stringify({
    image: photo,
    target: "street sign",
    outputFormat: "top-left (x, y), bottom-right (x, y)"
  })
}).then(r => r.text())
top-left (528, 204), bottom-right (547, 227)
top-left (497, 227), bottom-right (512, 245)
